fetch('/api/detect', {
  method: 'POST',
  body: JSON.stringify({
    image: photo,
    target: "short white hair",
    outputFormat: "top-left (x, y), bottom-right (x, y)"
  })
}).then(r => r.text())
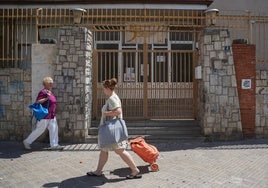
top-left (43, 77), bottom-right (53, 85)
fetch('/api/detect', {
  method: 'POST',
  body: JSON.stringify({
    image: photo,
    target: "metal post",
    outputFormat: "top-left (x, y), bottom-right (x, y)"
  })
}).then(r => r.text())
top-left (143, 32), bottom-right (148, 119)
top-left (247, 10), bottom-right (252, 44)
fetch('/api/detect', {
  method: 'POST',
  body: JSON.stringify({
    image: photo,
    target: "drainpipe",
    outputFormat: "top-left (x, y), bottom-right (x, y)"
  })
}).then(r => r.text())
top-left (250, 19), bottom-right (268, 45)
top-left (250, 20), bottom-right (254, 44)
top-left (35, 8), bottom-right (42, 43)
top-left (246, 10), bottom-right (252, 44)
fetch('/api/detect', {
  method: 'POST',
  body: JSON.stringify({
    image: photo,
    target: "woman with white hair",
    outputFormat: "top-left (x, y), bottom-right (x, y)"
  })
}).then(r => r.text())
top-left (23, 76), bottom-right (63, 150)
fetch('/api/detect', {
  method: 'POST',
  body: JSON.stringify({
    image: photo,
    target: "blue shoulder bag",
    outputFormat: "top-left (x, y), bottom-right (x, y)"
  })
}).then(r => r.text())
top-left (98, 118), bottom-right (128, 149)
top-left (29, 100), bottom-right (49, 121)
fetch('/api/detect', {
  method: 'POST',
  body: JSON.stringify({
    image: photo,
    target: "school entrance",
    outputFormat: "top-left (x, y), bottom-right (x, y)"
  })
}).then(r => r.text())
top-left (92, 25), bottom-right (198, 120)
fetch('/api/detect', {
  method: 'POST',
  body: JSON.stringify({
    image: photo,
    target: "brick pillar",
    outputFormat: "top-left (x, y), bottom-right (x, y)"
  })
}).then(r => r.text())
top-left (232, 44), bottom-right (256, 138)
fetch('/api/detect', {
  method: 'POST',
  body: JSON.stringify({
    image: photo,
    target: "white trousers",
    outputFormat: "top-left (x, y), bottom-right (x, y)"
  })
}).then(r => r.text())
top-left (24, 117), bottom-right (59, 147)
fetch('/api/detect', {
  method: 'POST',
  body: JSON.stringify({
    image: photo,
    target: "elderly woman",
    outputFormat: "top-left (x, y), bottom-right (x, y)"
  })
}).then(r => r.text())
top-left (23, 76), bottom-right (63, 150)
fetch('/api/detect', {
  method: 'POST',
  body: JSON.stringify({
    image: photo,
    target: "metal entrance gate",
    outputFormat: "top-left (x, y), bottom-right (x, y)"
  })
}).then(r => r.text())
top-left (92, 48), bottom-right (197, 120)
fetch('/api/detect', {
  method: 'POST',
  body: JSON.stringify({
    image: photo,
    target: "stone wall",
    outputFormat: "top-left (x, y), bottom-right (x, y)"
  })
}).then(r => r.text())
top-left (198, 28), bottom-right (243, 141)
top-left (0, 69), bottom-right (31, 140)
top-left (0, 26), bottom-right (93, 143)
top-left (53, 27), bottom-right (93, 143)
top-left (256, 61), bottom-right (268, 138)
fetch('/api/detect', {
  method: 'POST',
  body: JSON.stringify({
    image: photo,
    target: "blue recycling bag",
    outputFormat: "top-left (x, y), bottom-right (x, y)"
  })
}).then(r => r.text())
top-left (29, 103), bottom-right (49, 121)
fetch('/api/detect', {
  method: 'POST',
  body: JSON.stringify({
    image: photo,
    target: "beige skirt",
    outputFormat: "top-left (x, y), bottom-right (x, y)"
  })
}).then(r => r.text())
top-left (99, 139), bottom-right (128, 152)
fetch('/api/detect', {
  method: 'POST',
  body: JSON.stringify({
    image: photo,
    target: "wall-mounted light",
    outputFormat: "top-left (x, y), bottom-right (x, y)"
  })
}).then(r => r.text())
top-left (35, 8), bottom-right (43, 24)
top-left (71, 8), bottom-right (86, 24)
top-left (204, 9), bottom-right (219, 26)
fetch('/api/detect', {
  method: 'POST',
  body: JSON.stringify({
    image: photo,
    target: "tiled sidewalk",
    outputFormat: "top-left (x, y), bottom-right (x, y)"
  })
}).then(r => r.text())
top-left (0, 139), bottom-right (268, 188)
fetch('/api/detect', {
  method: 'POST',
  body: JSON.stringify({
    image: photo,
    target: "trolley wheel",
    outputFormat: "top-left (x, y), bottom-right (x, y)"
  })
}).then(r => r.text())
top-left (150, 163), bottom-right (159, 171)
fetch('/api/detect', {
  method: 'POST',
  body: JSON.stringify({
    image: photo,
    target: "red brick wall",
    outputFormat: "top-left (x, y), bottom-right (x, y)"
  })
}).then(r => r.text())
top-left (232, 44), bottom-right (256, 138)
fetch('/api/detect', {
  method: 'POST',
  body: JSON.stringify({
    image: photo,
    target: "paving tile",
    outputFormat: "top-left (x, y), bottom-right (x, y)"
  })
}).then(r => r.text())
top-left (0, 139), bottom-right (268, 188)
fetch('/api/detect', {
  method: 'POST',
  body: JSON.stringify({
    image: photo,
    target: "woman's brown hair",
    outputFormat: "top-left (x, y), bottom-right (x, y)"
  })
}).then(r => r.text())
top-left (102, 78), bottom-right (118, 91)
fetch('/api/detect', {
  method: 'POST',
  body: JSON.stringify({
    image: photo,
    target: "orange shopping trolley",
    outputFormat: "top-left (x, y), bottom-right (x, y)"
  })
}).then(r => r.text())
top-left (129, 136), bottom-right (159, 171)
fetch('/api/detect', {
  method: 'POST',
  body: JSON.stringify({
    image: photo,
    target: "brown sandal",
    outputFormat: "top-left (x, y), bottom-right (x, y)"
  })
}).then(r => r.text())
top-left (126, 174), bottom-right (142, 179)
top-left (86, 172), bottom-right (103, 177)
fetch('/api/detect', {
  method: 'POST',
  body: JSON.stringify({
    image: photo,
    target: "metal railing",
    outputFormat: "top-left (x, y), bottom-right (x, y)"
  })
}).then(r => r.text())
top-left (216, 10), bottom-right (268, 63)
top-left (0, 8), bottom-right (205, 68)
top-left (1, 8), bottom-right (267, 68)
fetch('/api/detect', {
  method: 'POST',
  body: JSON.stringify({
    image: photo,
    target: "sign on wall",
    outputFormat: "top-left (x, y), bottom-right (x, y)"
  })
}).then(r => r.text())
top-left (241, 79), bottom-right (251, 89)
top-left (125, 23), bottom-right (168, 44)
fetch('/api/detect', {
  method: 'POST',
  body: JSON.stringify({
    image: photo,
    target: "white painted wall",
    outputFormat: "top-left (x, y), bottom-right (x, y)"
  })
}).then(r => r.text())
top-left (209, 0), bottom-right (268, 14)
top-left (31, 44), bottom-right (57, 102)
top-left (209, 0), bottom-right (268, 61)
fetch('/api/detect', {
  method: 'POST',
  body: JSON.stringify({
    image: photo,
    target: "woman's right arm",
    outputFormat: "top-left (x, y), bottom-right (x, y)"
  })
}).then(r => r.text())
top-left (36, 96), bottom-right (49, 104)
top-left (36, 90), bottom-right (50, 104)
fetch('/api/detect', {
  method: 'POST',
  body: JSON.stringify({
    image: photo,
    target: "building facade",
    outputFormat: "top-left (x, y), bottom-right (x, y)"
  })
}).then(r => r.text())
top-left (0, 0), bottom-right (267, 142)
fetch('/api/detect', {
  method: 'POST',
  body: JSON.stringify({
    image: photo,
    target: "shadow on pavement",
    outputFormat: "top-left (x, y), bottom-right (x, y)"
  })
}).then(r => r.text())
top-left (43, 175), bottom-right (112, 188)
top-left (0, 141), bottom-right (49, 159)
top-left (1, 138), bottom-right (268, 159)
top-left (43, 165), bottom-right (149, 188)
top-left (154, 138), bottom-right (268, 151)
top-left (111, 165), bottom-right (150, 177)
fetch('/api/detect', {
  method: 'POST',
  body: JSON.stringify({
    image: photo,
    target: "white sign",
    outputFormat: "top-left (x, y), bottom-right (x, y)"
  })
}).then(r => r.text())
top-left (242, 79), bottom-right (251, 89)
top-left (124, 67), bottom-right (135, 82)
top-left (156, 55), bottom-right (165, 62)
top-left (195, 66), bottom-right (202, 79)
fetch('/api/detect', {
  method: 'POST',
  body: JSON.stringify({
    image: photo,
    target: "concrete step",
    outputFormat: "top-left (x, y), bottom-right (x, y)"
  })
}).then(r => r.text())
top-left (87, 119), bottom-right (205, 143)
top-left (89, 126), bottom-right (201, 135)
top-left (90, 119), bottom-right (200, 127)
